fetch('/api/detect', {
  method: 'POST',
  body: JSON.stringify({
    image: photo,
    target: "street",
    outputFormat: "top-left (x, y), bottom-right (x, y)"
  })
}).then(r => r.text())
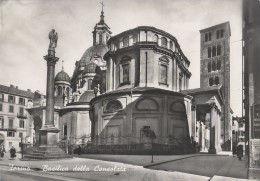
top-left (0, 153), bottom-right (254, 181)
top-left (147, 155), bottom-right (248, 179)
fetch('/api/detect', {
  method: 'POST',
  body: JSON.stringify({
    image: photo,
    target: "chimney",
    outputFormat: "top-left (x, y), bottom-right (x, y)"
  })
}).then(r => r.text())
top-left (10, 84), bottom-right (14, 88)
top-left (16, 86), bottom-right (18, 89)
top-left (27, 89), bottom-right (31, 92)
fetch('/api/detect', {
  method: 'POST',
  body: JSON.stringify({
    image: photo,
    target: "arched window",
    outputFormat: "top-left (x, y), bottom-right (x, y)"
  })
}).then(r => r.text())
top-left (123, 37), bottom-right (129, 47)
top-left (88, 79), bottom-right (93, 90)
top-left (105, 100), bottom-right (123, 113)
top-left (215, 76), bottom-right (219, 85)
top-left (170, 41), bottom-right (173, 49)
top-left (58, 86), bottom-right (62, 96)
top-left (209, 77), bottom-right (214, 86)
top-left (216, 30), bottom-right (220, 39)
top-left (99, 34), bottom-right (102, 44)
top-left (217, 60), bottom-right (221, 70)
top-left (212, 61), bottom-right (216, 71)
top-left (208, 47), bottom-right (212, 58)
top-left (133, 34), bottom-right (138, 44)
top-left (117, 56), bottom-right (131, 86)
top-left (212, 46), bottom-right (216, 57)
top-left (66, 87), bottom-right (70, 100)
top-left (122, 64), bottom-right (129, 83)
top-left (205, 34), bottom-right (208, 42)
top-left (153, 35), bottom-right (158, 43)
top-left (161, 37), bottom-right (167, 47)
top-left (221, 29), bottom-right (224, 37)
top-left (208, 62), bottom-right (212, 72)
top-left (217, 45), bottom-right (221, 56)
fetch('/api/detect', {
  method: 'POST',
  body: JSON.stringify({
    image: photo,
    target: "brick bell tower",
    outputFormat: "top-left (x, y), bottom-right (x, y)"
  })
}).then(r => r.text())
top-left (199, 22), bottom-right (232, 151)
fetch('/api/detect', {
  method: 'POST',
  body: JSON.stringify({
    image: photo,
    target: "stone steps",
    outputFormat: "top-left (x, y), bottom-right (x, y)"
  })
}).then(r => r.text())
top-left (23, 146), bottom-right (73, 160)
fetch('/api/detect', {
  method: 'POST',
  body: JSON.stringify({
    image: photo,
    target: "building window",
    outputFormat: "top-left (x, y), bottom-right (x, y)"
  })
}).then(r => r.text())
top-left (7, 131), bottom-right (15, 137)
top-left (88, 79), bottom-right (93, 90)
top-left (160, 64), bottom-right (167, 84)
top-left (133, 34), bottom-right (138, 44)
top-left (209, 77), bottom-right (214, 86)
top-left (66, 87), bottom-right (70, 100)
top-left (153, 34), bottom-right (158, 43)
top-left (105, 100), bottom-right (123, 113)
top-left (0, 104), bottom-right (2, 112)
top-left (9, 105), bottom-right (14, 113)
top-left (170, 41), bottom-right (173, 49)
top-left (19, 97), bottom-right (25, 105)
top-left (212, 46), bottom-right (216, 57)
top-left (9, 119), bottom-right (13, 128)
top-left (19, 107), bottom-right (24, 116)
top-left (208, 62), bottom-right (212, 72)
top-left (58, 86), bottom-right (62, 96)
top-left (217, 60), bottom-right (221, 70)
top-left (216, 30), bottom-right (220, 39)
top-left (215, 76), bottom-right (219, 85)
top-left (212, 61), bottom-right (216, 71)
top-left (221, 29), bottom-right (224, 38)
top-left (205, 32), bottom-right (211, 42)
top-left (8, 95), bottom-right (15, 103)
top-left (0, 117), bottom-right (4, 128)
top-left (158, 57), bottom-right (169, 85)
top-left (99, 34), bottom-right (102, 44)
top-left (63, 125), bottom-right (67, 137)
top-left (123, 37), bottom-right (129, 47)
top-left (161, 37), bottom-right (167, 47)
top-left (208, 47), bottom-right (212, 58)
top-left (217, 45), bottom-right (221, 56)
top-left (205, 33), bottom-right (208, 42)
top-left (19, 132), bottom-right (23, 138)
top-left (122, 64), bottom-right (130, 83)
top-left (117, 56), bottom-right (131, 87)
top-left (19, 120), bottom-right (24, 128)
top-left (0, 94), bottom-right (3, 102)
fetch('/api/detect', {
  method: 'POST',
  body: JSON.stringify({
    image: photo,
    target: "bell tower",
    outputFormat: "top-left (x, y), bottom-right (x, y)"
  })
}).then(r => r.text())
top-left (92, 2), bottom-right (112, 45)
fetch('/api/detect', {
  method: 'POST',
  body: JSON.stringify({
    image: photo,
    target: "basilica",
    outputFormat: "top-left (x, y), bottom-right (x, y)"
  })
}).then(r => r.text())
top-left (23, 8), bottom-right (232, 154)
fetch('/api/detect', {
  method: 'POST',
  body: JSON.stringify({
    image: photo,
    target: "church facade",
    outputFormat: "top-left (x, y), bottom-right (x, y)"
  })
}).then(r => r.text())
top-left (23, 8), bottom-right (226, 154)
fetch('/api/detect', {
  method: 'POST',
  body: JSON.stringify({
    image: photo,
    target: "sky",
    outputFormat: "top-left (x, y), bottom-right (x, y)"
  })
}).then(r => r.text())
top-left (0, 0), bottom-right (243, 116)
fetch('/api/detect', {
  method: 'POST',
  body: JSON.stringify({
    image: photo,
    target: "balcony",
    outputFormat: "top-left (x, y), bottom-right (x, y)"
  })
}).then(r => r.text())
top-left (0, 126), bottom-right (17, 132)
top-left (17, 113), bottom-right (27, 119)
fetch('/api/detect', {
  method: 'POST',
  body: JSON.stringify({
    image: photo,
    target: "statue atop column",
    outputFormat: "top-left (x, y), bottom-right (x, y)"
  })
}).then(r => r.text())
top-left (47, 29), bottom-right (58, 58)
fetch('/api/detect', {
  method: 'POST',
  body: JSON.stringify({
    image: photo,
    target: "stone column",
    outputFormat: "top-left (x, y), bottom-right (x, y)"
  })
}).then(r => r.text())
top-left (40, 29), bottom-right (60, 146)
top-left (209, 104), bottom-right (217, 154)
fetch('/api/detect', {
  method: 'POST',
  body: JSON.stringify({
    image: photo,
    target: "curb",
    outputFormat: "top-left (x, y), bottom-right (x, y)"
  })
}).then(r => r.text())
top-left (144, 154), bottom-right (232, 168)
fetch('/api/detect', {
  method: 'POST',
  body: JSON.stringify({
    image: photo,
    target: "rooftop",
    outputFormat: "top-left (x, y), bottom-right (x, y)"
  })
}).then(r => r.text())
top-left (0, 84), bottom-right (34, 98)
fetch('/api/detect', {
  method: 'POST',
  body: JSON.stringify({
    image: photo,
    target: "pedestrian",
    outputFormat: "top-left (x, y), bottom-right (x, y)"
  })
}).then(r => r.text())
top-left (10, 146), bottom-right (16, 160)
top-left (237, 144), bottom-right (243, 161)
top-left (0, 144), bottom-right (6, 160)
top-left (78, 145), bottom-right (81, 156)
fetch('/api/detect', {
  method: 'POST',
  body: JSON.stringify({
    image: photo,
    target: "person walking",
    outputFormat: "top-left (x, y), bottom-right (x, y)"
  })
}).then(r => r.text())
top-left (237, 144), bottom-right (243, 161)
top-left (0, 144), bottom-right (6, 160)
top-left (10, 146), bottom-right (16, 160)
top-left (78, 145), bottom-right (81, 156)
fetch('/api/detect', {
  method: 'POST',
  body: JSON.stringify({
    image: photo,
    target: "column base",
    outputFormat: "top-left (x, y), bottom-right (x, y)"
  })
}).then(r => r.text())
top-left (39, 125), bottom-right (60, 145)
top-left (208, 147), bottom-right (216, 154)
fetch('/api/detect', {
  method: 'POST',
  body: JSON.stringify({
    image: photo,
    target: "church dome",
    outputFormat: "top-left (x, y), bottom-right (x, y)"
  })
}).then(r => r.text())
top-left (79, 44), bottom-right (108, 67)
top-left (79, 90), bottom-right (95, 102)
top-left (55, 70), bottom-right (70, 83)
